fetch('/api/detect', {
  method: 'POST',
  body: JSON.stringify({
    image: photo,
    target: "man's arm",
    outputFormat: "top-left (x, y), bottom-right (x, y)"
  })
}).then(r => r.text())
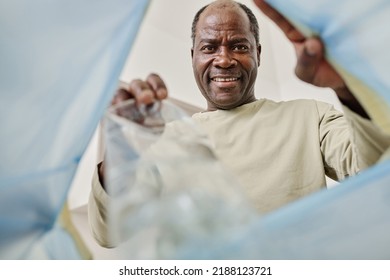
top-left (316, 102), bottom-right (390, 180)
top-left (88, 163), bottom-right (115, 248)
top-left (253, 0), bottom-right (390, 175)
top-left (253, 0), bottom-right (369, 119)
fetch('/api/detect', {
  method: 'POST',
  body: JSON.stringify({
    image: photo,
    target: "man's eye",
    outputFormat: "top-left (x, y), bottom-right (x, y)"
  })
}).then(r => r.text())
top-left (232, 45), bottom-right (249, 51)
top-left (201, 45), bottom-right (215, 52)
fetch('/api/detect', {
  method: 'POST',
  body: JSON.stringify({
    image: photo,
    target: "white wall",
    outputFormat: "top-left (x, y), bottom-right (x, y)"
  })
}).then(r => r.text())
top-left (68, 0), bottom-right (340, 209)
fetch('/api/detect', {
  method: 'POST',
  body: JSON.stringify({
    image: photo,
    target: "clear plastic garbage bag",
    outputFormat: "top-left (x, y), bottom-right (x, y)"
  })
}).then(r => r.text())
top-left (102, 99), bottom-right (256, 259)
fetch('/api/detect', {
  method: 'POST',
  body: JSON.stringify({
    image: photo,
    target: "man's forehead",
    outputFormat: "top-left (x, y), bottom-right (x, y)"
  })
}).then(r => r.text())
top-left (195, 8), bottom-right (251, 37)
top-left (197, 6), bottom-right (249, 30)
top-left (197, 27), bottom-right (250, 40)
top-left (201, 3), bottom-right (245, 20)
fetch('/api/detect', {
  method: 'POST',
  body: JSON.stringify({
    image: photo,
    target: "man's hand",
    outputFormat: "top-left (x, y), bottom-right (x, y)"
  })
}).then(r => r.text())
top-left (112, 73), bottom-right (168, 106)
top-left (253, 0), bottom-right (345, 90)
top-left (99, 73), bottom-right (169, 189)
top-left (253, 0), bottom-right (369, 118)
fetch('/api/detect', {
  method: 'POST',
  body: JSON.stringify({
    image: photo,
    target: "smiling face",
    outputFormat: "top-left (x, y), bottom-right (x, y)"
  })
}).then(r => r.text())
top-left (191, 2), bottom-right (261, 111)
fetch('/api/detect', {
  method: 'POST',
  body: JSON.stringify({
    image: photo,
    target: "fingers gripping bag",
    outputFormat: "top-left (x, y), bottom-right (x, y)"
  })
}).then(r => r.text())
top-left (102, 99), bottom-right (256, 259)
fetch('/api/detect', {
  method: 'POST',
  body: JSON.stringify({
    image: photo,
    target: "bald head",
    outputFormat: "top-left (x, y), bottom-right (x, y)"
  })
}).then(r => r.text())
top-left (191, 0), bottom-right (260, 46)
top-left (210, 0), bottom-right (239, 9)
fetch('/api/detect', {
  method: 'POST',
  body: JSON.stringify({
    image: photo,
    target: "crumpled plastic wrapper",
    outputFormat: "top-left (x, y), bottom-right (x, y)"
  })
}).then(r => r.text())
top-left (102, 99), bottom-right (256, 259)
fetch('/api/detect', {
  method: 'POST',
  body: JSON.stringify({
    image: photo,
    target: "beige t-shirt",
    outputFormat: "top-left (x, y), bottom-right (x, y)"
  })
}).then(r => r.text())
top-left (191, 99), bottom-right (390, 212)
top-left (89, 99), bottom-right (390, 247)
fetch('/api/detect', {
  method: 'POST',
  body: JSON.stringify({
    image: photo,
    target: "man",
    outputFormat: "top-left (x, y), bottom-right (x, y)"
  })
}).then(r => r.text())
top-left (89, 0), bottom-right (390, 247)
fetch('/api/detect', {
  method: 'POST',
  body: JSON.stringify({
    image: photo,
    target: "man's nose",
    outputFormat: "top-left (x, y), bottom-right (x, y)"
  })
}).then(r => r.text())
top-left (213, 47), bottom-right (237, 68)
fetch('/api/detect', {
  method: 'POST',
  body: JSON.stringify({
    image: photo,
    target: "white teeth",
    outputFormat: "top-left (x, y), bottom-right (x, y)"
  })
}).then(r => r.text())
top-left (213, 77), bottom-right (238, 82)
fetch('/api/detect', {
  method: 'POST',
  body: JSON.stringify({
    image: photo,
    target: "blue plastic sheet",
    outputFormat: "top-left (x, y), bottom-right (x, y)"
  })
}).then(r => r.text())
top-left (0, 0), bottom-right (150, 259)
top-left (2, 0), bottom-right (389, 260)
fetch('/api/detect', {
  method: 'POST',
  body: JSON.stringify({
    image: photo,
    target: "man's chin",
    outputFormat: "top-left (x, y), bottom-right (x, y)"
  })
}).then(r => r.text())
top-left (213, 98), bottom-right (240, 110)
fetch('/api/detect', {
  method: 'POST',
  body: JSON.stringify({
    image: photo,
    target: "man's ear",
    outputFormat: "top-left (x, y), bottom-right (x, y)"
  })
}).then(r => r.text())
top-left (257, 44), bottom-right (262, 67)
top-left (191, 48), bottom-right (194, 58)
